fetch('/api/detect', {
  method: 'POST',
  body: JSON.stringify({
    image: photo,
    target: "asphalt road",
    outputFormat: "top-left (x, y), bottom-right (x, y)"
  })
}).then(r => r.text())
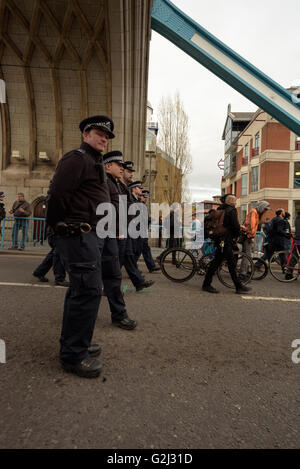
top-left (0, 252), bottom-right (300, 449)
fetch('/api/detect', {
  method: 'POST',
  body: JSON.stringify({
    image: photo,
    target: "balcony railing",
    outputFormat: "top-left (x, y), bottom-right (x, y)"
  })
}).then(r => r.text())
top-left (296, 141), bottom-right (300, 151)
top-left (242, 156), bottom-right (248, 166)
top-left (251, 147), bottom-right (259, 157)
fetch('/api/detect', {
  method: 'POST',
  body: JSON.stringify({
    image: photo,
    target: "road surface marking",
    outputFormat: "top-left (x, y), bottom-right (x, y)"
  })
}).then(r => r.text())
top-left (242, 296), bottom-right (300, 302)
top-left (0, 282), bottom-right (64, 288)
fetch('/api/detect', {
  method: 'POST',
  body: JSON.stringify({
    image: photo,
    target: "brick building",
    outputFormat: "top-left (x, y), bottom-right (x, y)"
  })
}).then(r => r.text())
top-left (221, 100), bottom-right (300, 225)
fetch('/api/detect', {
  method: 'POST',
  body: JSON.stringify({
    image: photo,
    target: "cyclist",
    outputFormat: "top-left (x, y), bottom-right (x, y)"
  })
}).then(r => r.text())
top-left (202, 194), bottom-right (251, 294)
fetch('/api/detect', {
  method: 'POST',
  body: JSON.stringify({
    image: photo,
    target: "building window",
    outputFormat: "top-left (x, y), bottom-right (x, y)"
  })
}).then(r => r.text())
top-left (244, 143), bottom-right (249, 158)
top-left (251, 166), bottom-right (259, 192)
top-left (294, 162), bottom-right (300, 188)
top-left (241, 173), bottom-right (248, 196)
top-left (221, 187), bottom-right (226, 196)
top-left (255, 132), bottom-right (260, 150)
top-left (224, 118), bottom-right (232, 153)
top-left (240, 204), bottom-right (247, 224)
top-left (296, 137), bottom-right (300, 151)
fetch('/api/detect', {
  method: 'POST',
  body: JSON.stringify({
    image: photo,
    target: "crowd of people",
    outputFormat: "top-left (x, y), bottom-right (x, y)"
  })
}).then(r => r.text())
top-left (0, 114), bottom-right (298, 380)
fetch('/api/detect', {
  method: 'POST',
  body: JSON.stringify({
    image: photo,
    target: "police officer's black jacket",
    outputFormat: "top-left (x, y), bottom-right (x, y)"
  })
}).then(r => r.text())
top-left (0, 202), bottom-right (6, 221)
top-left (217, 203), bottom-right (240, 242)
top-left (46, 142), bottom-right (110, 229)
top-left (106, 173), bottom-right (123, 237)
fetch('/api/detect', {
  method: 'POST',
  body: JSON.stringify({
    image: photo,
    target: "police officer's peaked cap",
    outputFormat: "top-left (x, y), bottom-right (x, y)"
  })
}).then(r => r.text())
top-left (128, 181), bottom-right (142, 189)
top-left (79, 115), bottom-right (115, 139)
top-left (103, 151), bottom-right (123, 164)
top-left (122, 161), bottom-right (135, 172)
top-left (0, 191), bottom-right (5, 197)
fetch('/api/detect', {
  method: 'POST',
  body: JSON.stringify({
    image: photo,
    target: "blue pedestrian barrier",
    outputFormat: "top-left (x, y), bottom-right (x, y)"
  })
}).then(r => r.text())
top-left (0, 216), bottom-right (46, 250)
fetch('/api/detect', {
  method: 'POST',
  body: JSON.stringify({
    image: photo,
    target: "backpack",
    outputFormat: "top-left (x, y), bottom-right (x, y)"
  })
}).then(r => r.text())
top-left (204, 209), bottom-right (228, 240)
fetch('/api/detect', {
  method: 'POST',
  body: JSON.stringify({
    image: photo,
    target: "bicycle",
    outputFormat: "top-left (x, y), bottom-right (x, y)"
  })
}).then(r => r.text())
top-left (269, 241), bottom-right (300, 282)
top-left (160, 246), bottom-right (254, 289)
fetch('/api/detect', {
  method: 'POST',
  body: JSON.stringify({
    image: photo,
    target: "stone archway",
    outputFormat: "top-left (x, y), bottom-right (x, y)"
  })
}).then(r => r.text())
top-left (0, 1), bottom-right (152, 210)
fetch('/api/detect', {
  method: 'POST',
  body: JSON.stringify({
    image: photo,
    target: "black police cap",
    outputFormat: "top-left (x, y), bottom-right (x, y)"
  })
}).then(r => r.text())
top-left (79, 115), bottom-right (115, 139)
top-left (103, 151), bottom-right (123, 164)
top-left (128, 181), bottom-right (142, 189)
top-left (122, 161), bottom-right (135, 172)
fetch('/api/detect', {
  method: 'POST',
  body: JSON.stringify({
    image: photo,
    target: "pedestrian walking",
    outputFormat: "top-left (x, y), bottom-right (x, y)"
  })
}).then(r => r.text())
top-left (32, 228), bottom-right (69, 286)
top-left (118, 163), bottom-right (154, 291)
top-left (202, 194), bottom-right (251, 294)
top-left (139, 190), bottom-right (160, 273)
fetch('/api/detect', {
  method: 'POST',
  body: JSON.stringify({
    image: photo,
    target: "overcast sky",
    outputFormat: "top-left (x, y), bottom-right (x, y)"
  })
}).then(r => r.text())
top-left (147, 0), bottom-right (299, 202)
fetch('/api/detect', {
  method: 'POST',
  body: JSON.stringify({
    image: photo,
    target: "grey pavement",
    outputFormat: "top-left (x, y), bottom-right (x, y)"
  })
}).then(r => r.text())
top-left (0, 254), bottom-right (300, 449)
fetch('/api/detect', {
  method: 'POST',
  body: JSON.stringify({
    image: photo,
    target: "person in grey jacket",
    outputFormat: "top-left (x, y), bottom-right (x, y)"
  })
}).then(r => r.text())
top-left (9, 193), bottom-right (31, 250)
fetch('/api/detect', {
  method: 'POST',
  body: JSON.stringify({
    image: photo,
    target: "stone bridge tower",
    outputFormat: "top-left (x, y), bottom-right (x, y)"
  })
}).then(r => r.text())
top-left (0, 0), bottom-right (152, 209)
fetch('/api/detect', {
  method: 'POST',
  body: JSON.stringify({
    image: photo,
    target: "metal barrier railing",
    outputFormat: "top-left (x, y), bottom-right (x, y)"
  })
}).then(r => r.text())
top-left (0, 217), bottom-right (46, 250)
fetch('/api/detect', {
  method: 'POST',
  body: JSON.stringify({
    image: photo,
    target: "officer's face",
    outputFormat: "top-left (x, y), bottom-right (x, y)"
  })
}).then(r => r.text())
top-left (83, 128), bottom-right (109, 152)
top-left (124, 169), bottom-right (134, 182)
top-left (107, 162), bottom-right (123, 179)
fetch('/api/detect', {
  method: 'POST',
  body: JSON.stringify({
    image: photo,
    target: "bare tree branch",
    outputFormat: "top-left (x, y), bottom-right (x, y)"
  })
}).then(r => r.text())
top-left (157, 92), bottom-right (192, 204)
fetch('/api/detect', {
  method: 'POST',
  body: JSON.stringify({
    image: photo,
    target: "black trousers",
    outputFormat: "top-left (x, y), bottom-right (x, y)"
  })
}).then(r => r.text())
top-left (55, 233), bottom-right (127, 364)
top-left (142, 237), bottom-right (156, 271)
top-left (56, 232), bottom-right (102, 364)
top-left (33, 235), bottom-right (66, 281)
top-left (100, 237), bottom-right (127, 321)
top-left (203, 242), bottom-right (241, 289)
top-left (133, 236), bottom-right (143, 264)
top-left (118, 237), bottom-right (145, 287)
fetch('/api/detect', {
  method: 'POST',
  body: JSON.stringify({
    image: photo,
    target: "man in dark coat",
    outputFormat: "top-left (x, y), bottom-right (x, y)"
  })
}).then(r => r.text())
top-left (46, 115), bottom-right (135, 379)
top-left (9, 192), bottom-right (31, 250)
top-left (0, 192), bottom-right (6, 228)
top-left (202, 194), bottom-right (251, 294)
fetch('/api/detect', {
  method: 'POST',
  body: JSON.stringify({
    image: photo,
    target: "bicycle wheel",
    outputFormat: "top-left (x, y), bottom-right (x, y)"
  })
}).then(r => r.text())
top-left (217, 252), bottom-right (254, 289)
top-left (269, 251), bottom-right (298, 282)
top-left (160, 248), bottom-right (196, 283)
top-left (252, 256), bottom-right (268, 280)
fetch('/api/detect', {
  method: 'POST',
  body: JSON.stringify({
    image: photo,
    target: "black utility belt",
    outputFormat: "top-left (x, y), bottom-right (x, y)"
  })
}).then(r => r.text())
top-left (55, 222), bottom-right (92, 237)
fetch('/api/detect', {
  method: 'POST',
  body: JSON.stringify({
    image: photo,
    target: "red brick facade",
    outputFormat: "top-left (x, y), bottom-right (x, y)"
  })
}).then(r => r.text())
top-left (260, 161), bottom-right (289, 189)
top-left (261, 123), bottom-right (290, 152)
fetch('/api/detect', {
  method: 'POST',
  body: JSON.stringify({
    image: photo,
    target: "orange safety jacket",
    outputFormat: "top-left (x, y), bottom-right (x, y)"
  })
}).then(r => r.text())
top-left (244, 208), bottom-right (259, 239)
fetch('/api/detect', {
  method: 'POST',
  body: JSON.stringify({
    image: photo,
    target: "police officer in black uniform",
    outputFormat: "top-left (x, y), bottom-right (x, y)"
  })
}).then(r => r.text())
top-left (118, 162), bottom-right (154, 291)
top-left (46, 115), bottom-right (135, 379)
top-left (139, 190), bottom-right (160, 273)
top-left (128, 181), bottom-right (144, 263)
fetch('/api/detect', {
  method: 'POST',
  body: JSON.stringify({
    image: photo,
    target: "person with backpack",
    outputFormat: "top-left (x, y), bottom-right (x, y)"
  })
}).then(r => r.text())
top-left (202, 194), bottom-right (251, 294)
top-left (239, 201), bottom-right (270, 278)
